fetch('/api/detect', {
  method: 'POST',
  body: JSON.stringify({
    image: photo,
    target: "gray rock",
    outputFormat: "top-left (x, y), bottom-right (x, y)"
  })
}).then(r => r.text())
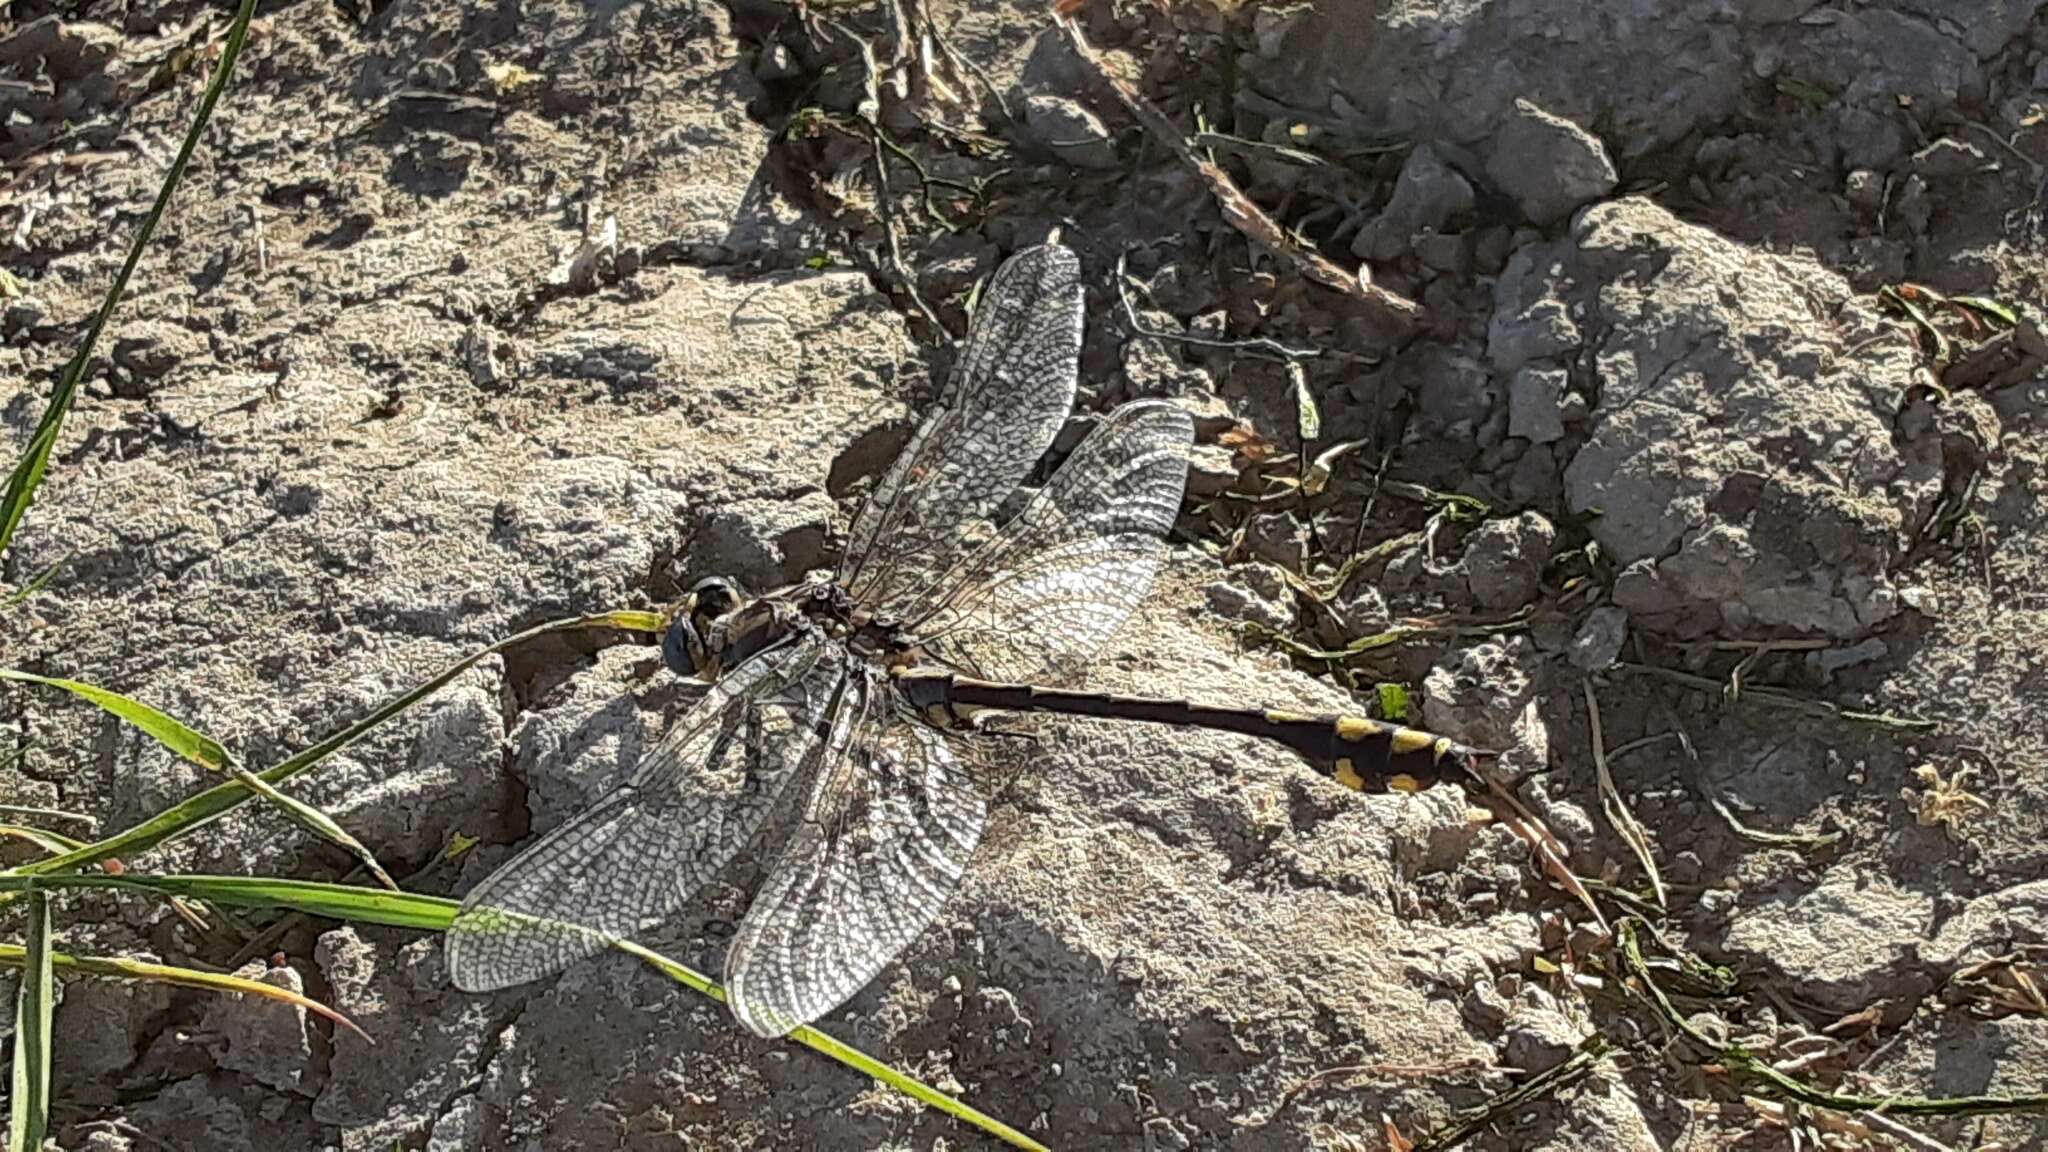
top-left (1844, 168), bottom-right (1885, 215)
top-left (1893, 172), bottom-right (1933, 237)
top-left (1473, 225), bottom-right (1516, 275)
top-left (1020, 26), bottom-right (1093, 96)
top-left (1485, 99), bottom-right (1618, 226)
top-left (1722, 866), bottom-right (1933, 1010)
top-left (1413, 345), bottom-right (1498, 431)
top-left (1243, 511), bottom-right (1307, 570)
top-left (314, 928), bottom-right (498, 1145)
top-left (1389, 785), bottom-right (1497, 876)
top-left (1553, 199), bottom-right (1921, 638)
top-left (1488, 247), bottom-right (1584, 372)
top-left (1422, 637), bottom-right (1547, 767)
top-left (1412, 231), bottom-right (1473, 277)
top-left (460, 319), bottom-right (499, 389)
top-left (201, 960), bottom-right (319, 1096)
top-left (1610, 557), bottom-right (1684, 618)
top-left (329, 660), bottom-right (505, 864)
top-left (1508, 365), bottom-right (1568, 444)
top-left (1692, 134), bottom-right (1739, 175)
top-left (1335, 583), bottom-right (1391, 635)
top-left (1558, 390), bottom-right (1589, 426)
top-left (110, 318), bottom-right (208, 390)
top-left (1525, 1068), bottom-right (1660, 1151)
top-left (690, 489), bottom-right (836, 591)
top-left (1352, 144), bottom-right (1476, 262)
top-left (426, 1093), bottom-right (486, 1152)
top-left (1835, 106), bottom-right (1908, 171)
top-left (1501, 988), bottom-right (1587, 1073)
top-left (1, 294), bottom-right (48, 336)
top-left (1120, 336), bottom-right (1214, 400)
top-left (54, 968), bottom-right (172, 1085)
top-left (1778, 8), bottom-right (1983, 116)
top-left (916, 236), bottom-right (998, 299)
top-left (753, 40), bottom-right (800, 82)
top-left (1204, 562), bottom-right (1296, 632)
top-left (1251, 4), bottom-right (1313, 59)
top-left (1569, 606), bottom-right (1629, 671)
top-left (1923, 879), bottom-right (2048, 970)
top-left (507, 646), bottom-right (670, 836)
top-left (1244, 0), bottom-right (1746, 159)
top-left (1023, 93), bottom-right (1120, 170)
top-left (1532, 791), bottom-right (1598, 860)
top-left (127, 1076), bottom-right (259, 1150)
top-left (1463, 512), bottom-right (1556, 611)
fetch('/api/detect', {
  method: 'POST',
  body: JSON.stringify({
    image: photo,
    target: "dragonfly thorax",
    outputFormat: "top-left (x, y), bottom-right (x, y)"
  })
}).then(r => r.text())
top-left (662, 576), bottom-right (797, 681)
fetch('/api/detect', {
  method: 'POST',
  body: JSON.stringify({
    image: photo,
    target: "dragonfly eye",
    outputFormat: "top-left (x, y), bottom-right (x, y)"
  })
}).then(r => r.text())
top-left (660, 616), bottom-right (698, 677)
top-left (663, 577), bottom-right (746, 678)
top-left (689, 576), bottom-right (743, 619)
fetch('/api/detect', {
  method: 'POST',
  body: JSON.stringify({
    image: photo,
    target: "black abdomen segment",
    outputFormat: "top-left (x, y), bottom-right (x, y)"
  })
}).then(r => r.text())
top-left (899, 673), bottom-right (1474, 793)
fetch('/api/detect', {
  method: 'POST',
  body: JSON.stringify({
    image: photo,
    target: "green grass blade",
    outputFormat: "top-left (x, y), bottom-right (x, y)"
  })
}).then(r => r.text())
top-left (0, 667), bottom-right (397, 887)
top-left (0, 805), bottom-right (95, 830)
top-left (0, 0), bottom-right (262, 561)
top-left (0, 873), bottom-right (459, 931)
top-left (223, 767), bottom-right (397, 889)
top-left (4, 873), bottom-right (1049, 1149)
top-left (0, 940), bottom-right (368, 1043)
top-left (2, 553), bottom-right (67, 609)
top-left (792, 1019), bottom-right (1049, 1150)
top-left (620, 942), bottom-right (1046, 1148)
top-left (8, 892), bottom-right (53, 1152)
top-left (0, 823), bottom-right (87, 856)
top-left (7, 610), bottom-right (665, 879)
top-left (0, 667), bottom-right (228, 767)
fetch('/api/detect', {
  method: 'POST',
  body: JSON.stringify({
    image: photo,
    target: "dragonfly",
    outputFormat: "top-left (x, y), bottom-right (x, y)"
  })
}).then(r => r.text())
top-left (444, 243), bottom-right (1483, 1037)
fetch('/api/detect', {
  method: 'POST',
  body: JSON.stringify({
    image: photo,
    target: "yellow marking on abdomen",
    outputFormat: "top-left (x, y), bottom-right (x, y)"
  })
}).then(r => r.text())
top-left (1333, 758), bottom-right (1366, 791)
top-left (1388, 773), bottom-right (1423, 793)
top-left (1334, 715), bottom-right (1384, 742)
top-left (1391, 728), bottom-right (1440, 756)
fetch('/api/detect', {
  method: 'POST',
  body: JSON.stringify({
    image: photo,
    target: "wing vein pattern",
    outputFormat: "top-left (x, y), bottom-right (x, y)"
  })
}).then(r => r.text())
top-left (446, 631), bottom-right (840, 992)
top-left (840, 245), bottom-right (1084, 617)
top-left (726, 666), bottom-right (988, 1036)
top-left (448, 243), bottom-right (1194, 1039)
top-left (911, 399), bottom-right (1193, 683)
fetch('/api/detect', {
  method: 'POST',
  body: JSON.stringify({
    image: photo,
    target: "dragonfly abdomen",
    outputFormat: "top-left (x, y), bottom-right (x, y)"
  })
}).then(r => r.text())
top-left (900, 672), bottom-right (1475, 793)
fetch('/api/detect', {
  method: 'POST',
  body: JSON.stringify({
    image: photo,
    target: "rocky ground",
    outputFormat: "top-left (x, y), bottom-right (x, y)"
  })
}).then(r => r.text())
top-left (3, 0), bottom-right (2048, 1149)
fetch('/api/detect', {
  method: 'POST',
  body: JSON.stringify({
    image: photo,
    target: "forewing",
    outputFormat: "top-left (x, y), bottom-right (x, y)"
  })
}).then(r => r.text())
top-left (445, 632), bottom-right (841, 992)
top-left (911, 400), bottom-right (1193, 683)
top-left (840, 245), bottom-right (1084, 615)
top-left (725, 678), bottom-right (987, 1037)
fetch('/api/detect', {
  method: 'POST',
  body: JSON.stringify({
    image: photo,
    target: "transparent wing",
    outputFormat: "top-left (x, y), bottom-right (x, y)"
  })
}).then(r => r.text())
top-left (445, 632), bottom-right (842, 992)
top-left (840, 245), bottom-right (1084, 616)
top-left (725, 672), bottom-right (987, 1037)
top-left (909, 399), bottom-right (1193, 683)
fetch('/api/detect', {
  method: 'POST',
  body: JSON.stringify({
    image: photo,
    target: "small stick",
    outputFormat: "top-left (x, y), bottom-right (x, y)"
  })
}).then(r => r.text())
top-left (1585, 678), bottom-right (1666, 908)
top-left (1114, 249), bottom-right (1320, 362)
top-left (1854, 1110), bottom-right (1960, 1152)
top-left (1055, 14), bottom-right (1420, 332)
top-left (1481, 772), bottom-right (1608, 933)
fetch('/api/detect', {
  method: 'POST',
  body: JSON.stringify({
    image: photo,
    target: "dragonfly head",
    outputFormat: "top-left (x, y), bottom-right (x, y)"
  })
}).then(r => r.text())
top-left (663, 576), bottom-right (746, 679)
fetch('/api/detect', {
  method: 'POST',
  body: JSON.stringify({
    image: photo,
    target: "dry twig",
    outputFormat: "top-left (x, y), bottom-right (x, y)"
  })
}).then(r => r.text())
top-left (1054, 15), bottom-right (1421, 335)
